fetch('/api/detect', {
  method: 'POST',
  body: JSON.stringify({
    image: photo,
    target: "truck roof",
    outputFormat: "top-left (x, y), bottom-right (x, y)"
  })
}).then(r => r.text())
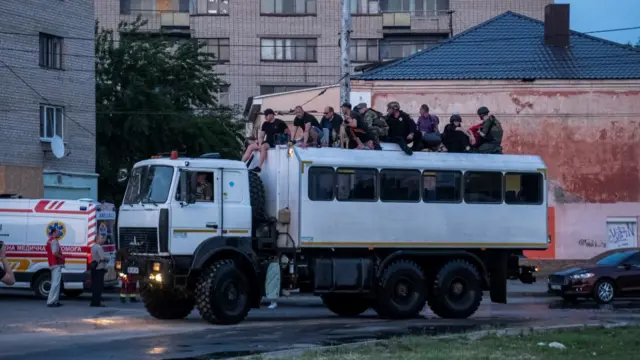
top-left (292, 147), bottom-right (546, 172)
top-left (134, 157), bottom-right (248, 170)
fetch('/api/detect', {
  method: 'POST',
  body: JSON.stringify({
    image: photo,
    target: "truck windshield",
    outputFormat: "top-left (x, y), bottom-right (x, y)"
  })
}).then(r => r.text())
top-left (123, 165), bottom-right (174, 205)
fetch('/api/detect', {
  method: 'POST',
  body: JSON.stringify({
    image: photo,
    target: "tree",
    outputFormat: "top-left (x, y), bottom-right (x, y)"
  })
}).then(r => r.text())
top-left (95, 17), bottom-right (244, 203)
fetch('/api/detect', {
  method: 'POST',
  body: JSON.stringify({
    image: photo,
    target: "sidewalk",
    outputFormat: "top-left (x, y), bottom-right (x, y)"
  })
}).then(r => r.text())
top-left (262, 281), bottom-right (550, 307)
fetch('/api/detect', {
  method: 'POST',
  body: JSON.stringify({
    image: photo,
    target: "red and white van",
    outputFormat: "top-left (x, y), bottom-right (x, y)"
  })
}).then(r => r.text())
top-left (0, 198), bottom-right (117, 298)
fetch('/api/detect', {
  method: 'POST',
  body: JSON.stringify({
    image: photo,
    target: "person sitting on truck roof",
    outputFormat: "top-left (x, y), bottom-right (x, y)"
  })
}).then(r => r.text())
top-left (356, 102), bottom-right (388, 145)
top-left (384, 101), bottom-right (420, 155)
top-left (473, 106), bottom-right (504, 154)
top-left (441, 114), bottom-right (475, 153)
top-left (344, 111), bottom-right (376, 150)
top-left (416, 104), bottom-right (442, 151)
top-left (320, 106), bottom-right (343, 147)
top-left (240, 108), bottom-right (290, 173)
top-left (293, 106), bottom-right (323, 148)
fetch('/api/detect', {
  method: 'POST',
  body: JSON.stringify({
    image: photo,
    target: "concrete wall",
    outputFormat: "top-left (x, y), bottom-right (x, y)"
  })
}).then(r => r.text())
top-left (353, 79), bottom-right (640, 259)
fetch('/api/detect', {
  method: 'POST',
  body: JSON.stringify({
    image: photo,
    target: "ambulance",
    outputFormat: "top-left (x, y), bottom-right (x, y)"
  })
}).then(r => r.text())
top-left (0, 196), bottom-right (117, 298)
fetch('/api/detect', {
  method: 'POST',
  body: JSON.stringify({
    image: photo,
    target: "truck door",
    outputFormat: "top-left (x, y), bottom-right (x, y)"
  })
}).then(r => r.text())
top-left (170, 169), bottom-right (221, 255)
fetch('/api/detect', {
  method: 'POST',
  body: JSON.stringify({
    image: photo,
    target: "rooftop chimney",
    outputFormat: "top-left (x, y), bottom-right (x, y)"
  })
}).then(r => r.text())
top-left (544, 4), bottom-right (570, 47)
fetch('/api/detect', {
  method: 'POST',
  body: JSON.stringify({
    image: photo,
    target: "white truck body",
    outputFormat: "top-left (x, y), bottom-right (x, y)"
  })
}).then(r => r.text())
top-left (251, 145), bottom-right (548, 250)
top-left (0, 199), bottom-right (117, 295)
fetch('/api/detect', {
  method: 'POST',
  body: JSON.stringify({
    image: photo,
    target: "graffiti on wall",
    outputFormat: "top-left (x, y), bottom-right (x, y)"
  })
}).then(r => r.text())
top-left (606, 220), bottom-right (638, 250)
top-left (578, 239), bottom-right (606, 248)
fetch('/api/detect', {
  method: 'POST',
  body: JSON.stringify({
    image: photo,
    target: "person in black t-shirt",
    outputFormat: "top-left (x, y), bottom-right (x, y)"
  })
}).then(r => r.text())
top-left (344, 112), bottom-right (375, 150)
top-left (241, 108), bottom-right (290, 172)
top-left (293, 106), bottom-right (323, 148)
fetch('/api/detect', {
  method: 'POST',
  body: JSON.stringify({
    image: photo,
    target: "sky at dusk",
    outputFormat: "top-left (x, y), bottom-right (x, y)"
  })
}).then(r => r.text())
top-left (555, 0), bottom-right (640, 45)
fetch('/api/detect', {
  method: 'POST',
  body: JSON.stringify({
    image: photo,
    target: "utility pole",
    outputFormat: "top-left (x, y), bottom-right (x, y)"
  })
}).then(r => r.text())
top-left (339, 0), bottom-right (352, 106)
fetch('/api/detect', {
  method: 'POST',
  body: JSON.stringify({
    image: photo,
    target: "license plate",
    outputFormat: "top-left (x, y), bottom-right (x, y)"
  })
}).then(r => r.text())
top-left (127, 267), bottom-right (139, 274)
top-left (550, 284), bottom-right (561, 290)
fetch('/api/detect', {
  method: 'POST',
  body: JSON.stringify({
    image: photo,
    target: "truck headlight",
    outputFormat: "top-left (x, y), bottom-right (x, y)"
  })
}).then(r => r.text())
top-left (116, 261), bottom-right (122, 270)
top-left (153, 262), bottom-right (161, 272)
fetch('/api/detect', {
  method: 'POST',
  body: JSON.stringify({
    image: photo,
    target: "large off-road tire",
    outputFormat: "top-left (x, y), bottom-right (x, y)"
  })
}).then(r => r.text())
top-left (195, 260), bottom-right (251, 325)
top-left (141, 286), bottom-right (194, 320)
top-left (248, 171), bottom-right (267, 222)
top-left (322, 294), bottom-right (371, 317)
top-left (427, 259), bottom-right (483, 319)
top-left (374, 260), bottom-right (426, 319)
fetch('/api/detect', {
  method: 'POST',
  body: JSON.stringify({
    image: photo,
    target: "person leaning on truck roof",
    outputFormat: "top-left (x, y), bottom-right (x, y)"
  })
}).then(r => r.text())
top-left (292, 106), bottom-right (323, 148)
top-left (241, 108), bottom-right (290, 173)
top-left (0, 241), bottom-right (16, 286)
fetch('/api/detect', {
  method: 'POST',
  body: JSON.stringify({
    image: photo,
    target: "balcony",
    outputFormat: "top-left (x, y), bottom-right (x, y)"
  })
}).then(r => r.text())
top-left (119, 10), bottom-right (191, 35)
top-left (381, 10), bottom-right (450, 34)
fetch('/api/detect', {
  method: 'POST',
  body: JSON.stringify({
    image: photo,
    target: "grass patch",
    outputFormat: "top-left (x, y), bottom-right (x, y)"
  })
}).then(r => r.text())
top-left (285, 326), bottom-right (640, 360)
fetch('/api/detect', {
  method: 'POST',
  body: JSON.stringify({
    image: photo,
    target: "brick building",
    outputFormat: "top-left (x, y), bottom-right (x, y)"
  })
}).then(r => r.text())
top-left (95, 0), bottom-right (552, 107)
top-left (351, 6), bottom-right (640, 260)
top-left (0, 0), bottom-right (97, 199)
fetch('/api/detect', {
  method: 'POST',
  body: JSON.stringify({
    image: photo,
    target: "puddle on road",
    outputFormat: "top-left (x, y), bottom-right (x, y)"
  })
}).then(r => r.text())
top-left (548, 300), bottom-right (640, 311)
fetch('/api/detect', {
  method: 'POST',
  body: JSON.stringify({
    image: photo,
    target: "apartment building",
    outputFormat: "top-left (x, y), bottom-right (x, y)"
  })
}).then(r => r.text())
top-left (95, 0), bottom-right (552, 107)
top-left (0, 0), bottom-right (97, 199)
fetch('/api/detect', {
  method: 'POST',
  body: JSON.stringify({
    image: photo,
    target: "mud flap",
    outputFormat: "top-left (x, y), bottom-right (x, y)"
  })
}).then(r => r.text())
top-left (489, 251), bottom-right (508, 304)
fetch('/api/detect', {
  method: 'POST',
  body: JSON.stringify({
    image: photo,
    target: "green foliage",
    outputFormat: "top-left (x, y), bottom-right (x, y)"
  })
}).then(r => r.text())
top-left (95, 16), bottom-right (243, 203)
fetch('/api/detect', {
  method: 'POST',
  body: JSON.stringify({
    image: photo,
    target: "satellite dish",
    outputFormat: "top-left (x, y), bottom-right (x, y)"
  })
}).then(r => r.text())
top-left (51, 136), bottom-right (65, 159)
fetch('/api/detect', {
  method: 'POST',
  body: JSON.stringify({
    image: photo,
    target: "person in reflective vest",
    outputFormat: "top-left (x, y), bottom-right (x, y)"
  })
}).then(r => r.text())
top-left (45, 228), bottom-right (65, 308)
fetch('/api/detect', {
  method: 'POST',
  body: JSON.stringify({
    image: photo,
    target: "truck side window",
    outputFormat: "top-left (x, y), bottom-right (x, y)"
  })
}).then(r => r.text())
top-left (423, 171), bottom-right (462, 203)
top-left (380, 169), bottom-right (420, 202)
top-left (175, 171), bottom-right (214, 202)
top-left (504, 173), bottom-right (543, 205)
top-left (464, 172), bottom-right (503, 204)
top-left (308, 167), bottom-right (335, 201)
top-left (336, 168), bottom-right (377, 201)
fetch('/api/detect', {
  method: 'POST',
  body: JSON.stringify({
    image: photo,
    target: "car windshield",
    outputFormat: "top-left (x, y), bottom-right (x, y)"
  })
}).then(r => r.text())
top-left (123, 165), bottom-right (174, 205)
top-left (596, 251), bottom-right (636, 266)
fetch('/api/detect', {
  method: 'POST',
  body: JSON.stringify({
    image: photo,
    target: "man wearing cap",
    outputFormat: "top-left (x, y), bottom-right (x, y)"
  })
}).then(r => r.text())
top-left (241, 108), bottom-right (290, 172)
top-left (474, 106), bottom-right (503, 154)
top-left (357, 102), bottom-right (388, 144)
top-left (384, 101), bottom-right (419, 155)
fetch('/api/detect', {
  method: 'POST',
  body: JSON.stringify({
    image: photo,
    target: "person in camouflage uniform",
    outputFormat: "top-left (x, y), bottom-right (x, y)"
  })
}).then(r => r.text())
top-left (356, 103), bottom-right (388, 144)
top-left (474, 106), bottom-right (503, 154)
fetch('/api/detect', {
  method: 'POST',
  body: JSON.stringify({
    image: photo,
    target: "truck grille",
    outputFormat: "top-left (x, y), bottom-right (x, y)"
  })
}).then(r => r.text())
top-left (548, 275), bottom-right (568, 285)
top-left (119, 227), bottom-right (159, 254)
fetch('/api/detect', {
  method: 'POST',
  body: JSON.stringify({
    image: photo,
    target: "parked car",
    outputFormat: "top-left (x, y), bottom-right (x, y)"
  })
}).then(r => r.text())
top-left (548, 248), bottom-right (640, 303)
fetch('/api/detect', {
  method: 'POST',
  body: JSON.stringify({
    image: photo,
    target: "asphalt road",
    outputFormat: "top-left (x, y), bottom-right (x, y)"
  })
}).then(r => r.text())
top-left (2, 288), bottom-right (640, 360)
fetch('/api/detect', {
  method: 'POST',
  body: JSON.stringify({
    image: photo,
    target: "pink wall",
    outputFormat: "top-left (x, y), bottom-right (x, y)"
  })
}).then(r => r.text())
top-left (555, 203), bottom-right (640, 259)
top-left (354, 79), bottom-right (640, 259)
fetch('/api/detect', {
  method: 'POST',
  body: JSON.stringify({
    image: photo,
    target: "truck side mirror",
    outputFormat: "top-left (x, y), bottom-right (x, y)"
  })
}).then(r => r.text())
top-left (117, 168), bottom-right (129, 184)
top-left (179, 171), bottom-right (197, 205)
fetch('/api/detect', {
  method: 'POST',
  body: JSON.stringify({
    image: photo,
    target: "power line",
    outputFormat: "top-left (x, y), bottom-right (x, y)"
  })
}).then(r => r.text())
top-left (0, 58), bottom-right (96, 137)
top-left (2, 25), bottom-right (640, 45)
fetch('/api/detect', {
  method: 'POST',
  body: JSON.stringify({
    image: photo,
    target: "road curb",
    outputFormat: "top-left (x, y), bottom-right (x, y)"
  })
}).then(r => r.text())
top-left (237, 321), bottom-right (635, 359)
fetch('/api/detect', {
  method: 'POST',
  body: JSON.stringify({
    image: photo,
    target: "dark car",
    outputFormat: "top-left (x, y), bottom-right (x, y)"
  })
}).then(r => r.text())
top-left (548, 248), bottom-right (640, 303)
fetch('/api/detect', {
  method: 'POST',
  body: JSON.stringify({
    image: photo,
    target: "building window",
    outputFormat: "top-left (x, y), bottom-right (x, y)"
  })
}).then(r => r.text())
top-left (336, 168), bottom-right (377, 201)
top-left (422, 171), bottom-right (462, 203)
top-left (202, 38), bottom-right (230, 63)
top-left (40, 105), bottom-right (64, 141)
top-left (380, 169), bottom-right (420, 202)
top-left (380, 0), bottom-right (449, 14)
top-left (217, 85), bottom-right (230, 106)
top-left (207, 0), bottom-right (229, 14)
top-left (261, 0), bottom-right (316, 14)
top-left (504, 173), bottom-right (543, 205)
top-left (351, 0), bottom-right (379, 14)
top-left (259, 85), bottom-right (314, 95)
top-left (39, 33), bottom-right (63, 70)
top-left (379, 38), bottom-right (442, 60)
top-left (464, 172), bottom-right (503, 204)
top-left (350, 39), bottom-right (379, 62)
top-left (308, 167), bottom-right (335, 201)
top-left (260, 38), bottom-right (317, 62)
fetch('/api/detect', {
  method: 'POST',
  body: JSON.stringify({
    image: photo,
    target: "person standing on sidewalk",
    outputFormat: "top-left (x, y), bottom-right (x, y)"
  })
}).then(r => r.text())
top-left (0, 241), bottom-right (16, 285)
top-left (90, 236), bottom-right (109, 307)
top-left (45, 229), bottom-right (65, 308)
